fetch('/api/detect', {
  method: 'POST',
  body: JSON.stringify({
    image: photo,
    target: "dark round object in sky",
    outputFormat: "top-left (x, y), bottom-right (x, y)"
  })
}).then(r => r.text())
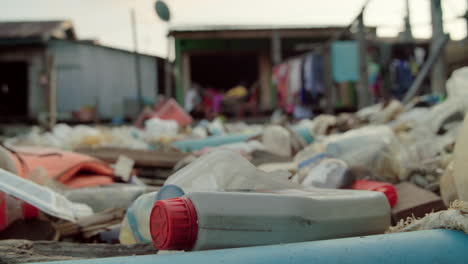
top-left (155, 0), bottom-right (171, 22)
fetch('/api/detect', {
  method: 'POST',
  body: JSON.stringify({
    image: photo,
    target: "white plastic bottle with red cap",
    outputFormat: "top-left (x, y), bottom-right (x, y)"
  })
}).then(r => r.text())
top-left (0, 192), bottom-right (39, 231)
top-left (150, 188), bottom-right (391, 251)
top-left (119, 150), bottom-right (297, 245)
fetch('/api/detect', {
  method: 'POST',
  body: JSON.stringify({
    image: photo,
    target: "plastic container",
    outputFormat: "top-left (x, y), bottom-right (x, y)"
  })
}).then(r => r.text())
top-left (150, 188), bottom-right (390, 251)
top-left (0, 192), bottom-right (39, 231)
top-left (119, 185), bottom-right (187, 244)
top-left (41, 230), bottom-right (468, 264)
top-left (351, 180), bottom-right (398, 208)
top-left (297, 154), bottom-right (352, 189)
top-left (120, 150), bottom-right (299, 245)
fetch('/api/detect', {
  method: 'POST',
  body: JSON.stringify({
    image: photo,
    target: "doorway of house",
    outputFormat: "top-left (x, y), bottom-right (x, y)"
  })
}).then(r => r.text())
top-left (0, 61), bottom-right (28, 118)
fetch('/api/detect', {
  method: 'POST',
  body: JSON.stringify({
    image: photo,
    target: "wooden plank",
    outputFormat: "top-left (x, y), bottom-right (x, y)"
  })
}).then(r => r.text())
top-left (0, 240), bottom-right (157, 263)
top-left (75, 147), bottom-right (188, 168)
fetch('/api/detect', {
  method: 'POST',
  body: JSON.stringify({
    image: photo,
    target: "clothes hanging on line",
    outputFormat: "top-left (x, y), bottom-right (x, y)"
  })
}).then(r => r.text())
top-left (303, 53), bottom-right (324, 97)
top-left (331, 41), bottom-right (359, 83)
top-left (272, 52), bottom-right (324, 114)
top-left (391, 59), bottom-right (414, 100)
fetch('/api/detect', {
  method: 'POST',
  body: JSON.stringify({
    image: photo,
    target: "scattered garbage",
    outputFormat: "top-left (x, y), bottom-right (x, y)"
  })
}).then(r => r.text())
top-left (3, 67), bottom-right (468, 262)
top-left (0, 169), bottom-right (93, 225)
top-left (144, 118), bottom-right (179, 142)
top-left (0, 146), bottom-right (117, 188)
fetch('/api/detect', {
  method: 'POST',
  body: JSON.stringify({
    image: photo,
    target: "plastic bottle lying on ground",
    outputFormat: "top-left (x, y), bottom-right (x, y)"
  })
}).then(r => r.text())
top-left (0, 192), bottom-right (39, 231)
top-left (119, 150), bottom-right (297, 244)
top-left (150, 186), bottom-right (391, 251)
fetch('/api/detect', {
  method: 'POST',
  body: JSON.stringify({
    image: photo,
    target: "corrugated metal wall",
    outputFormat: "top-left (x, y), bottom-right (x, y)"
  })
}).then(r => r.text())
top-left (49, 40), bottom-right (158, 119)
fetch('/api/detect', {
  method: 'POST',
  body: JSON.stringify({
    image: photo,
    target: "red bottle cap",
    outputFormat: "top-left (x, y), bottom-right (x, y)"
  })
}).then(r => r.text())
top-left (352, 180), bottom-right (398, 208)
top-left (150, 197), bottom-right (198, 250)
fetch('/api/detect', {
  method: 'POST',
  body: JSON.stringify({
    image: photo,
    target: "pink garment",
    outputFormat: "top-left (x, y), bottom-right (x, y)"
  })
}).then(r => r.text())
top-left (212, 95), bottom-right (223, 114)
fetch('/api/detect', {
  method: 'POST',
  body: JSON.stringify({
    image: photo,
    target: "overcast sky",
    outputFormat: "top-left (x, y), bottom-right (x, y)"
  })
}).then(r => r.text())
top-left (3, 0), bottom-right (467, 57)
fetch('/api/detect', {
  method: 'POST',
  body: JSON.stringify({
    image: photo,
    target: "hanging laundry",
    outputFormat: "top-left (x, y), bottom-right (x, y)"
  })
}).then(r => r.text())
top-left (288, 59), bottom-right (302, 94)
top-left (331, 41), bottom-right (359, 82)
top-left (303, 53), bottom-right (315, 93)
top-left (391, 59), bottom-right (414, 100)
top-left (368, 61), bottom-right (381, 99)
top-left (303, 53), bottom-right (324, 98)
top-left (286, 59), bottom-right (303, 113)
top-left (414, 47), bottom-right (426, 67)
top-left (272, 63), bottom-right (289, 110)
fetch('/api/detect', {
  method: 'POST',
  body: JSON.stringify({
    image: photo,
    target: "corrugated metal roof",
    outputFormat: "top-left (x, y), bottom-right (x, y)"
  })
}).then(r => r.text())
top-left (169, 24), bottom-right (346, 33)
top-left (0, 20), bottom-right (77, 40)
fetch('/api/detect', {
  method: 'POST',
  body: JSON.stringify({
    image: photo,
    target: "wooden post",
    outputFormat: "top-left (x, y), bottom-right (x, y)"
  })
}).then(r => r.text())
top-left (402, 0), bottom-right (414, 42)
top-left (181, 52), bottom-right (191, 107)
top-left (323, 45), bottom-right (334, 114)
top-left (131, 8), bottom-right (143, 110)
top-left (47, 55), bottom-right (56, 131)
top-left (258, 53), bottom-right (271, 110)
top-left (165, 36), bottom-right (172, 98)
top-left (430, 0), bottom-right (446, 94)
top-left (357, 12), bottom-right (370, 109)
top-left (465, 0), bottom-right (468, 40)
top-left (403, 34), bottom-right (449, 103)
top-left (271, 30), bottom-right (282, 65)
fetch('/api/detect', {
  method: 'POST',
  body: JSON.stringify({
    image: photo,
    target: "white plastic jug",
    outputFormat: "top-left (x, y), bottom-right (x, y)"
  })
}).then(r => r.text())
top-left (120, 150), bottom-right (299, 244)
top-left (150, 188), bottom-right (390, 251)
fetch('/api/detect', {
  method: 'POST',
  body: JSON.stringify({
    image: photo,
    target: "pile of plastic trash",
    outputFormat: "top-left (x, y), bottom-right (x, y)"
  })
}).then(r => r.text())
top-left (2, 68), bottom-right (468, 263)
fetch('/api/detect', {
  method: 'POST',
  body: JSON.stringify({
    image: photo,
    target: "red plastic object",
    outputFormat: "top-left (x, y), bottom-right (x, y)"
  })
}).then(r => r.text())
top-left (0, 193), bottom-right (6, 230)
top-left (352, 180), bottom-right (398, 208)
top-left (0, 192), bottom-right (40, 231)
top-left (21, 202), bottom-right (40, 219)
top-left (151, 99), bottom-right (192, 126)
top-left (150, 197), bottom-right (198, 250)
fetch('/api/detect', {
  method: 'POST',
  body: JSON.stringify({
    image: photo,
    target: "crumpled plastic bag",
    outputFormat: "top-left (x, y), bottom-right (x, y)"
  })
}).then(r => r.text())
top-left (262, 125), bottom-right (292, 157)
top-left (446, 67), bottom-right (468, 99)
top-left (296, 126), bottom-right (402, 183)
top-left (7, 124), bottom-right (151, 150)
top-left (357, 100), bottom-right (404, 124)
